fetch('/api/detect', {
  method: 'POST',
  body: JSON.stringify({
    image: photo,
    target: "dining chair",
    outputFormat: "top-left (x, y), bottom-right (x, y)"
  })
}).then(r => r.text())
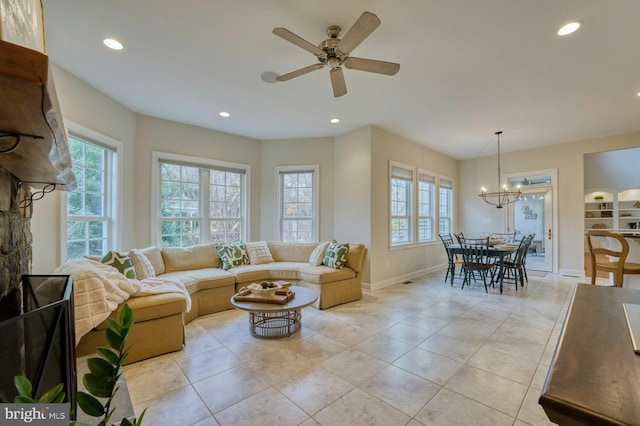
top-left (460, 243), bottom-right (494, 292)
top-left (439, 233), bottom-right (462, 284)
top-left (585, 230), bottom-right (640, 287)
top-left (454, 232), bottom-right (465, 244)
top-left (494, 235), bottom-right (529, 290)
top-left (457, 234), bottom-right (489, 247)
top-left (491, 231), bottom-right (516, 243)
top-left (521, 233), bottom-right (535, 283)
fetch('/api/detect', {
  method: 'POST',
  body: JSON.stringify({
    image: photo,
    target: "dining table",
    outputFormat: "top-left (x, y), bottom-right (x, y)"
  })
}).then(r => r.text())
top-left (447, 243), bottom-right (519, 293)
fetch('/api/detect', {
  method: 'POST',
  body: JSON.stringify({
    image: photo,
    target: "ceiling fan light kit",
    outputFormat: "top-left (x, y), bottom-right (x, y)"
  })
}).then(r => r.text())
top-left (479, 131), bottom-right (522, 209)
top-left (272, 11), bottom-right (400, 97)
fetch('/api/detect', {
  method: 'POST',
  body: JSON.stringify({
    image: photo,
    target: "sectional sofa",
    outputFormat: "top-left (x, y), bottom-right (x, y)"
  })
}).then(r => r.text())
top-left (75, 241), bottom-right (367, 363)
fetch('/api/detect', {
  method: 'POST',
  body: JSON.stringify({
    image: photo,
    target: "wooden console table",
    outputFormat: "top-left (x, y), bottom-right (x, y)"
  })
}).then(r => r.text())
top-left (539, 284), bottom-right (640, 425)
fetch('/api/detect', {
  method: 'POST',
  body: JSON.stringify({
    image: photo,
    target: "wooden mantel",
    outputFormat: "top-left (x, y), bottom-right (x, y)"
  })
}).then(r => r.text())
top-left (0, 39), bottom-right (76, 190)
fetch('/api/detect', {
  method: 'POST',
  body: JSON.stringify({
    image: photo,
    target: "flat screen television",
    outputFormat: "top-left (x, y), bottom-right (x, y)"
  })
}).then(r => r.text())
top-left (0, 275), bottom-right (76, 418)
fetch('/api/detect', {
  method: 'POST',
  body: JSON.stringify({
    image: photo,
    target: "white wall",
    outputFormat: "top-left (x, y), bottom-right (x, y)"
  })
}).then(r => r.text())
top-left (259, 137), bottom-right (335, 241)
top-left (31, 65), bottom-right (137, 273)
top-left (584, 147), bottom-right (640, 190)
top-left (459, 131), bottom-right (640, 275)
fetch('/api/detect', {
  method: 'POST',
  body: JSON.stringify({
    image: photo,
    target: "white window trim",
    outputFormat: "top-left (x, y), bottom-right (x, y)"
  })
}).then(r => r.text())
top-left (151, 151), bottom-right (251, 246)
top-left (418, 168), bottom-right (437, 243)
top-left (274, 165), bottom-right (319, 242)
top-left (389, 161), bottom-right (415, 247)
top-left (61, 120), bottom-right (123, 259)
top-left (437, 174), bottom-right (455, 237)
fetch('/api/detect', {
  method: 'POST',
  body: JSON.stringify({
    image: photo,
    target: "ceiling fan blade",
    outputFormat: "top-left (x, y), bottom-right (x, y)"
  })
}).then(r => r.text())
top-left (344, 57), bottom-right (400, 76)
top-left (330, 67), bottom-right (347, 97)
top-left (273, 27), bottom-right (326, 57)
top-left (337, 11), bottom-right (381, 55)
top-left (276, 64), bottom-right (324, 81)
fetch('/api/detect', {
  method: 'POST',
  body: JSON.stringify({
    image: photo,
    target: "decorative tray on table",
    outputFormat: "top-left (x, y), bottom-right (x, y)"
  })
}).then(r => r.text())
top-left (233, 281), bottom-right (295, 304)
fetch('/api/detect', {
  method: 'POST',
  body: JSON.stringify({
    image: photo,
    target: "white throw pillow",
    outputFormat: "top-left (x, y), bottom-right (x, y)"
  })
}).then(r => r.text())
top-left (129, 249), bottom-right (156, 279)
top-left (309, 241), bottom-right (330, 266)
top-left (245, 241), bottom-right (274, 265)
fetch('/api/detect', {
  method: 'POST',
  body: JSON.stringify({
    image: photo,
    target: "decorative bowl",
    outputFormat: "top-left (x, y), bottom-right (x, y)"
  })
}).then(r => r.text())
top-left (247, 283), bottom-right (278, 297)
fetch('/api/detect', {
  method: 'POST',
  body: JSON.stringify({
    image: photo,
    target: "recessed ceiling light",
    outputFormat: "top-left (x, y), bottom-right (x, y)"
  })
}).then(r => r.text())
top-left (557, 21), bottom-right (582, 36)
top-left (330, 118), bottom-right (340, 124)
top-left (103, 38), bottom-right (123, 50)
top-left (219, 111), bottom-right (230, 117)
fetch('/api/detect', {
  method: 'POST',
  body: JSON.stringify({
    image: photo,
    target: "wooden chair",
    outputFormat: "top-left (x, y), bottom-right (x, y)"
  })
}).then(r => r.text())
top-left (585, 230), bottom-right (640, 287)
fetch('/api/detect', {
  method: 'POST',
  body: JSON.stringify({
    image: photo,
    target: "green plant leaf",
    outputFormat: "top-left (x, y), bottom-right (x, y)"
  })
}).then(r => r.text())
top-left (77, 391), bottom-right (105, 417)
top-left (106, 327), bottom-right (124, 350)
top-left (134, 408), bottom-right (147, 426)
top-left (83, 373), bottom-right (115, 398)
top-left (13, 376), bottom-right (32, 397)
top-left (87, 357), bottom-right (117, 378)
top-left (14, 395), bottom-right (34, 403)
top-left (96, 347), bottom-right (119, 365)
top-left (120, 304), bottom-right (133, 326)
top-left (120, 419), bottom-right (133, 426)
top-left (37, 383), bottom-right (65, 403)
top-left (106, 318), bottom-right (124, 335)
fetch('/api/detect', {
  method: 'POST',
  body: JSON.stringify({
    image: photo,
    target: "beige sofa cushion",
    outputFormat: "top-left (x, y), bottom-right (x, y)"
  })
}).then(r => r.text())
top-left (344, 243), bottom-right (366, 273)
top-left (162, 243), bottom-right (219, 272)
top-left (231, 262), bottom-right (303, 283)
top-left (139, 246), bottom-right (166, 275)
top-left (298, 264), bottom-right (356, 284)
top-left (94, 292), bottom-right (186, 330)
top-left (268, 242), bottom-right (319, 262)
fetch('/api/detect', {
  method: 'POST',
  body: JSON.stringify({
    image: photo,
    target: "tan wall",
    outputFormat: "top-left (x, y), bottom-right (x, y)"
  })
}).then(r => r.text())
top-left (369, 126), bottom-right (459, 288)
top-left (459, 131), bottom-right (640, 275)
top-left (334, 127), bottom-right (372, 283)
top-left (31, 65), bottom-right (137, 273)
top-left (259, 137), bottom-right (335, 241)
top-left (135, 115), bottom-right (261, 244)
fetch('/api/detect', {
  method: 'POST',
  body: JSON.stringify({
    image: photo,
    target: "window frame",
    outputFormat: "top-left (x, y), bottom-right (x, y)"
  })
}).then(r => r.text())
top-left (151, 151), bottom-right (250, 247)
top-left (418, 169), bottom-right (437, 242)
top-left (61, 121), bottom-right (122, 261)
top-left (390, 161), bottom-right (414, 246)
top-left (275, 165), bottom-right (319, 242)
top-left (438, 175), bottom-right (454, 237)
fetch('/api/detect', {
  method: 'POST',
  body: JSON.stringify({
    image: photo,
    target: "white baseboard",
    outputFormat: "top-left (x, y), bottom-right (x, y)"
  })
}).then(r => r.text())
top-left (363, 264), bottom-right (448, 291)
top-left (559, 268), bottom-right (585, 278)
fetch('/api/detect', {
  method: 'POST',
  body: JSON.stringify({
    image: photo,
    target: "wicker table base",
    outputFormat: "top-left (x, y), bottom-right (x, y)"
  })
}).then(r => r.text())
top-left (249, 309), bottom-right (302, 338)
top-left (231, 286), bottom-right (318, 339)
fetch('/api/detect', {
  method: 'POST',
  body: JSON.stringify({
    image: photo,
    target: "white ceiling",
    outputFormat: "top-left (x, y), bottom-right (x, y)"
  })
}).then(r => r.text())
top-left (42, 1), bottom-right (640, 160)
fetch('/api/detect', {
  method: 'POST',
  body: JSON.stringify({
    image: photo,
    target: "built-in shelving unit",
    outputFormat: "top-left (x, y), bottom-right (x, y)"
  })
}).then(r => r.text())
top-left (585, 189), bottom-right (640, 231)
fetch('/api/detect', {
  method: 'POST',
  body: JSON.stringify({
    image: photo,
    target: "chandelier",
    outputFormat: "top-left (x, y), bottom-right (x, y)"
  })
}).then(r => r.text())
top-left (478, 131), bottom-right (521, 209)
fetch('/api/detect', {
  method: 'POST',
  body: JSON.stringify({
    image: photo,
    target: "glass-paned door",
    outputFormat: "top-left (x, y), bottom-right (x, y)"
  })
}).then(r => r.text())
top-left (507, 188), bottom-right (553, 272)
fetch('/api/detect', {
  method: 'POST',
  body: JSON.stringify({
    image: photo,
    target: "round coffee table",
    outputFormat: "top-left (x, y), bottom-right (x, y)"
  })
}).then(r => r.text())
top-left (230, 286), bottom-right (318, 338)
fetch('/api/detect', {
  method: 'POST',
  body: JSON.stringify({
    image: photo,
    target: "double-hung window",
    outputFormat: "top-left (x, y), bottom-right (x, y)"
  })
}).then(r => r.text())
top-left (439, 177), bottom-right (454, 236)
top-left (155, 153), bottom-right (248, 247)
top-left (389, 161), bottom-right (454, 246)
top-left (64, 130), bottom-right (119, 260)
top-left (277, 166), bottom-right (318, 242)
top-left (390, 163), bottom-right (413, 245)
top-left (418, 171), bottom-right (436, 242)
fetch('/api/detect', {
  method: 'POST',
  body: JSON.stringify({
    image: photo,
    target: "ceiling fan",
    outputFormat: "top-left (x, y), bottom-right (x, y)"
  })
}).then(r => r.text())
top-left (272, 11), bottom-right (400, 97)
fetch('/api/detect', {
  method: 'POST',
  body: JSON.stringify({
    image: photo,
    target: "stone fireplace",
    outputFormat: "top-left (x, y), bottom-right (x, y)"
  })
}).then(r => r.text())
top-left (0, 167), bottom-right (32, 308)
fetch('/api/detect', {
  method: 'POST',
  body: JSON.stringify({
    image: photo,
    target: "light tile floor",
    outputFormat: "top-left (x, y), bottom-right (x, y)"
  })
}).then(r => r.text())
top-left (123, 270), bottom-right (582, 425)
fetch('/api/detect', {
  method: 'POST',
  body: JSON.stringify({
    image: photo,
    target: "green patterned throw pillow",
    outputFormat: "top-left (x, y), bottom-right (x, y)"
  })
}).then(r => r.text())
top-left (216, 242), bottom-right (249, 270)
top-left (322, 240), bottom-right (350, 269)
top-left (101, 250), bottom-right (137, 279)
